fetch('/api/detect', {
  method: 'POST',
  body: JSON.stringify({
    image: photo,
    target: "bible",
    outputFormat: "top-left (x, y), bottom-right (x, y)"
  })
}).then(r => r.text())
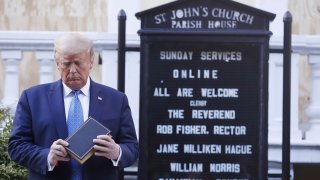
top-left (65, 116), bottom-right (111, 164)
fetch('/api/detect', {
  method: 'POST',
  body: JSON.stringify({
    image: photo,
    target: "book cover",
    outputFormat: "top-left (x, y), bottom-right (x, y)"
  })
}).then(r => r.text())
top-left (65, 116), bottom-right (111, 164)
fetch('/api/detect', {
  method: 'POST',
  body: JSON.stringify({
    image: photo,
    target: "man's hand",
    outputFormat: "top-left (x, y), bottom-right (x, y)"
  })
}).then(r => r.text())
top-left (93, 135), bottom-right (120, 160)
top-left (48, 139), bottom-right (69, 166)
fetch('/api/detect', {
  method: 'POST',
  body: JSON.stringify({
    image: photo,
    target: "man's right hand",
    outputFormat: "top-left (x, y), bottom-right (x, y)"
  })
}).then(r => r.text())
top-left (48, 139), bottom-right (70, 166)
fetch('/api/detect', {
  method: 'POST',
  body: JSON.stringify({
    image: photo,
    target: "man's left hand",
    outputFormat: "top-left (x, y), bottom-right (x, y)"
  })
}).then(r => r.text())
top-left (93, 135), bottom-right (120, 160)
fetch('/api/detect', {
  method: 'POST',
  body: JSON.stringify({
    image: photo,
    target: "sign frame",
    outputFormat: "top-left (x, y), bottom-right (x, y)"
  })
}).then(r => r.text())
top-left (136, 1), bottom-right (275, 179)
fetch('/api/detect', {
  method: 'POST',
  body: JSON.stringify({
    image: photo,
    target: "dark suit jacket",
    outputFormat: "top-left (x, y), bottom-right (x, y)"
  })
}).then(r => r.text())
top-left (8, 79), bottom-right (139, 180)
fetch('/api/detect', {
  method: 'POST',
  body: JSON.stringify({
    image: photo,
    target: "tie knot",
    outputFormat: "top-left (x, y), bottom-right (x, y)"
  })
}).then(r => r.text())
top-left (72, 90), bottom-right (81, 97)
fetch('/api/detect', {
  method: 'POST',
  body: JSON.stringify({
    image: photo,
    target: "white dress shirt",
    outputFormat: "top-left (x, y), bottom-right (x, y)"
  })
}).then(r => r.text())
top-left (63, 78), bottom-right (90, 121)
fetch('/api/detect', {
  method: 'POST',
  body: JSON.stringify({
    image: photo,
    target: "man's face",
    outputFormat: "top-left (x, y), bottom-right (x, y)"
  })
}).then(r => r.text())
top-left (56, 51), bottom-right (93, 90)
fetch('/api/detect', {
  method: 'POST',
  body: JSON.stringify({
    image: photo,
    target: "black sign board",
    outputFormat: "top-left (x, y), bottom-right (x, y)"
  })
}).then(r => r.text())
top-left (136, 0), bottom-right (275, 179)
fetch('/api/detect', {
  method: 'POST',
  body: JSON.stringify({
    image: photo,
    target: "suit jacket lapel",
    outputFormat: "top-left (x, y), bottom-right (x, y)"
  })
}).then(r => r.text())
top-left (48, 80), bottom-right (68, 139)
top-left (89, 80), bottom-right (103, 121)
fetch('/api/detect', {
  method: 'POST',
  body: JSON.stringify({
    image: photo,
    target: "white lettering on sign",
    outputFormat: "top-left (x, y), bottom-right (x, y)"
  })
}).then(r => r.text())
top-left (176, 125), bottom-right (209, 135)
top-left (213, 126), bottom-right (246, 135)
top-left (168, 109), bottom-right (184, 119)
top-left (156, 144), bottom-right (179, 153)
top-left (172, 20), bottom-right (202, 29)
top-left (201, 88), bottom-right (239, 98)
top-left (177, 88), bottom-right (193, 97)
top-left (192, 110), bottom-right (235, 120)
top-left (154, 13), bottom-right (166, 24)
top-left (183, 144), bottom-right (221, 154)
top-left (190, 100), bottom-right (207, 107)
top-left (170, 7), bottom-right (209, 20)
top-left (225, 145), bottom-right (252, 154)
top-left (210, 163), bottom-right (240, 173)
top-left (208, 20), bottom-right (237, 29)
top-left (156, 125), bottom-right (173, 134)
top-left (172, 69), bottom-right (218, 79)
top-left (211, 8), bottom-right (254, 24)
top-left (170, 163), bottom-right (203, 172)
top-left (160, 51), bottom-right (193, 60)
top-left (200, 51), bottom-right (242, 62)
top-left (154, 87), bottom-right (170, 97)
top-left (153, 7), bottom-right (255, 29)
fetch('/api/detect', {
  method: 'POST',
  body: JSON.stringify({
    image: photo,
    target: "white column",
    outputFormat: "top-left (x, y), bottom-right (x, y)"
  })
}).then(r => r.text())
top-left (301, 35), bottom-right (320, 142)
top-left (100, 50), bottom-right (118, 89)
top-left (268, 54), bottom-right (283, 144)
top-left (1, 50), bottom-right (22, 107)
top-left (125, 51), bottom-right (140, 137)
top-left (36, 51), bottom-right (54, 84)
top-left (305, 54), bottom-right (320, 139)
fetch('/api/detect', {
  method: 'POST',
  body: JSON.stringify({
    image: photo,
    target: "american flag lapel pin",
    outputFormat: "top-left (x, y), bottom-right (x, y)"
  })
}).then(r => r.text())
top-left (98, 96), bottom-right (102, 100)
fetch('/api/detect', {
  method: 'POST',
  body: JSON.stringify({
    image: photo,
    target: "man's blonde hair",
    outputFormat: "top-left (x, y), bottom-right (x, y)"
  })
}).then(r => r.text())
top-left (54, 33), bottom-right (94, 61)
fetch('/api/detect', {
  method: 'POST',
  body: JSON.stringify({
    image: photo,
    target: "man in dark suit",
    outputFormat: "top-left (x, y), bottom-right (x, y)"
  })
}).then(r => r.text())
top-left (8, 33), bottom-right (139, 180)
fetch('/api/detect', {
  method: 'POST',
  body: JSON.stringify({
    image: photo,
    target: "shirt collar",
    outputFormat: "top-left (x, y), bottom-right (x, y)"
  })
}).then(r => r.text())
top-left (63, 77), bottom-right (90, 97)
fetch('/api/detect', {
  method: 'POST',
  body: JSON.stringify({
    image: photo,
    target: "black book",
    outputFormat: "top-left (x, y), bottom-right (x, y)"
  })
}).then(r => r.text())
top-left (65, 117), bottom-right (111, 164)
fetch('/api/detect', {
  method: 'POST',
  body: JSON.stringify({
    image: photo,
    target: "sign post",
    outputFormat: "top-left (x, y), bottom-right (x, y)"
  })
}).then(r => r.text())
top-left (136, 1), bottom-right (275, 179)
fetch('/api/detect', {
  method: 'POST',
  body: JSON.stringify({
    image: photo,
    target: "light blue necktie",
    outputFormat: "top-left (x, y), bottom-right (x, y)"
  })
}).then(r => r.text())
top-left (67, 90), bottom-right (83, 180)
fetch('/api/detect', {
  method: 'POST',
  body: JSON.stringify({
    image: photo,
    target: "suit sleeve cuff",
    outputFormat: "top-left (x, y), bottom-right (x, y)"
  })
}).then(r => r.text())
top-left (111, 146), bottom-right (122, 166)
top-left (47, 157), bottom-right (55, 171)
